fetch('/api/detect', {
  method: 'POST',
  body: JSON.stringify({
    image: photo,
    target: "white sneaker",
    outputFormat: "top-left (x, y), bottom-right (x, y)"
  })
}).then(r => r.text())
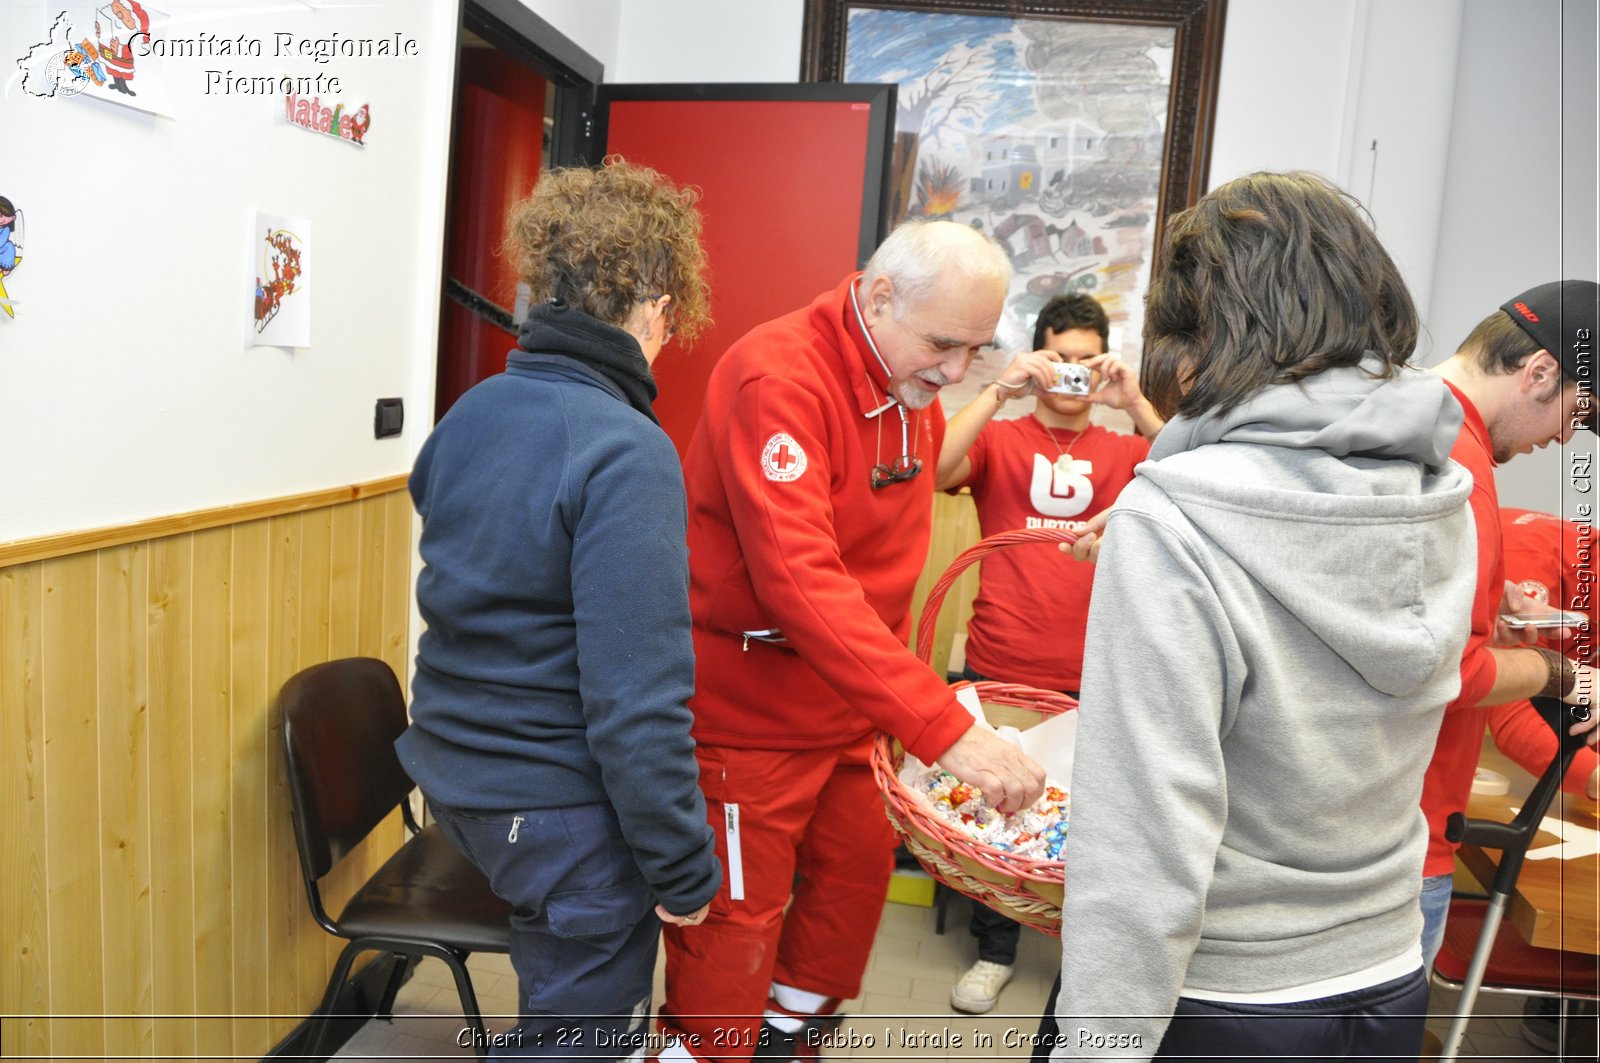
top-left (950, 960), bottom-right (1014, 1014)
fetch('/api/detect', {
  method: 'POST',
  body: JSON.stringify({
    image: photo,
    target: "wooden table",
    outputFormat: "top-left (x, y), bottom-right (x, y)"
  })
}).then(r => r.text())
top-left (1457, 742), bottom-right (1600, 955)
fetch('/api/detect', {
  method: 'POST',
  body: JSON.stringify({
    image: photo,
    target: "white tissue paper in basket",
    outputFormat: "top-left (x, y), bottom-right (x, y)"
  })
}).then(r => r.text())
top-left (897, 683), bottom-right (1079, 848)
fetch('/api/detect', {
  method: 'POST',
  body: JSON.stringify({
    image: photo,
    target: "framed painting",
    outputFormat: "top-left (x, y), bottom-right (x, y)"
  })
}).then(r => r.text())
top-left (802, 0), bottom-right (1227, 414)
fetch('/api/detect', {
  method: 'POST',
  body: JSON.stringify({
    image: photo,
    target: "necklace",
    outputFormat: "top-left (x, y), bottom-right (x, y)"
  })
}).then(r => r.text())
top-left (871, 398), bottom-right (923, 488)
top-left (850, 281), bottom-right (924, 488)
top-left (1036, 417), bottom-right (1087, 473)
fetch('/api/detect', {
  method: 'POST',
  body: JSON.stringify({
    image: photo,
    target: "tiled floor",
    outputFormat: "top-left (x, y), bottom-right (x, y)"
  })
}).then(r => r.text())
top-left (335, 897), bottom-right (1582, 1061)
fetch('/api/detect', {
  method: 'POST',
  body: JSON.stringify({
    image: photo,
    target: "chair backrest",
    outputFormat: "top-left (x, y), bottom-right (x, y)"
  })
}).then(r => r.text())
top-left (280, 657), bottom-right (416, 882)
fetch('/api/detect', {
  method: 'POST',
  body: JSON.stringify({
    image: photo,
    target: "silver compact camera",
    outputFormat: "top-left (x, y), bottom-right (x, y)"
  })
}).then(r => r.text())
top-left (1047, 362), bottom-right (1093, 396)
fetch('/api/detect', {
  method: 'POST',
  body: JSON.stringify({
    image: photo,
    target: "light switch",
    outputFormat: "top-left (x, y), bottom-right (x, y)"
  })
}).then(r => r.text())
top-left (375, 397), bottom-right (403, 439)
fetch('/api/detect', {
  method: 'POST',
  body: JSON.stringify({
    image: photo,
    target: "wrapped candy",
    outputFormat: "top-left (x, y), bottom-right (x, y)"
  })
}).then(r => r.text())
top-left (914, 767), bottom-right (1069, 860)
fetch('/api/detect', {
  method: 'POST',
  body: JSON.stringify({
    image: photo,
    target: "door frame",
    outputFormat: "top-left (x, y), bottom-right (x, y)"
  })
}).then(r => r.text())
top-left (462, 0), bottom-right (605, 167)
top-left (433, 0), bottom-right (605, 419)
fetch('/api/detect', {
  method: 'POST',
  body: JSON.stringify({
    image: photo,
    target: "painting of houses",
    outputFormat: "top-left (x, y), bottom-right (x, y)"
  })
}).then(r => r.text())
top-left (843, 7), bottom-right (1176, 415)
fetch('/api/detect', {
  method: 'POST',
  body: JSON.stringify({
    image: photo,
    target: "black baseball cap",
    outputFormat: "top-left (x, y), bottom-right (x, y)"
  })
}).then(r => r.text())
top-left (1501, 279), bottom-right (1598, 431)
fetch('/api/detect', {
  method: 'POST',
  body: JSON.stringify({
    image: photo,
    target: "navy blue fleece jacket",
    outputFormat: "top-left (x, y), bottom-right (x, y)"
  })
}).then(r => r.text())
top-left (397, 306), bottom-right (720, 916)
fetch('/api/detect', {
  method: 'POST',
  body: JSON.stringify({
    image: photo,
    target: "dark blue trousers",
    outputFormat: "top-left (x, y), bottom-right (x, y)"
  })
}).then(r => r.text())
top-left (969, 900), bottom-right (1022, 965)
top-left (1034, 969), bottom-right (1429, 1062)
top-left (957, 666), bottom-right (1065, 969)
top-left (431, 801), bottom-right (659, 1061)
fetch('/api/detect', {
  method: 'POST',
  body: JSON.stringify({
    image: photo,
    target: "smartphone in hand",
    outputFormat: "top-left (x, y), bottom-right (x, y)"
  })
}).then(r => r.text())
top-left (1501, 608), bottom-right (1589, 630)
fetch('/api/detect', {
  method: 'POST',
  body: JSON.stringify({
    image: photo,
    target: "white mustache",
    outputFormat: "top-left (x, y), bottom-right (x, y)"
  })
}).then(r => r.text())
top-left (917, 369), bottom-right (950, 387)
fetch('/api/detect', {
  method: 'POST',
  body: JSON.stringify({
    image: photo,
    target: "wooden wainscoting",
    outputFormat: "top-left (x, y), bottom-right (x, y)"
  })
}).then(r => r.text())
top-left (910, 490), bottom-right (982, 679)
top-left (0, 480), bottom-right (413, 1059)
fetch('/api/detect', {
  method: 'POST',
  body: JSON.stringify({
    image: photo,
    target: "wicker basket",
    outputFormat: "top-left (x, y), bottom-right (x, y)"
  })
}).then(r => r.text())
top-left (873, 527), bottom-right (1080, 936)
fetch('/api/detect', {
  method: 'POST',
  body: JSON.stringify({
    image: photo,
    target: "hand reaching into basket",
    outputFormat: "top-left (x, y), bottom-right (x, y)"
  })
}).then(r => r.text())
top-left (937, 724), bottom-right (1046, 814)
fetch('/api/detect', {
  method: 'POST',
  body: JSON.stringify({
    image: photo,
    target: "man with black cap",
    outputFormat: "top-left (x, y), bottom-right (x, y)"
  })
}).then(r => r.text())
top-left (1418, 279), bottom-right (1599, 969)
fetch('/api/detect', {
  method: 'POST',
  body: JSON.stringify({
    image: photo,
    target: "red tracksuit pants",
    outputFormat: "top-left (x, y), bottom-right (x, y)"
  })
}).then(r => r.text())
top-left (661, 737), bottom-right (895, 1062)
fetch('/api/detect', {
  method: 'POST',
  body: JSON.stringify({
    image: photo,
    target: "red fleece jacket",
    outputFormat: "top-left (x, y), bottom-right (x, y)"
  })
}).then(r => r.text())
top-left (681, 275), bottom-right (973, 764)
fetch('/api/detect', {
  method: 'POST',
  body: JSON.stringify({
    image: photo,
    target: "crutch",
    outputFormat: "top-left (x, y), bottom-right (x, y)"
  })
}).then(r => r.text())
top-left (1438, 695), bottom-right (1593, 1061)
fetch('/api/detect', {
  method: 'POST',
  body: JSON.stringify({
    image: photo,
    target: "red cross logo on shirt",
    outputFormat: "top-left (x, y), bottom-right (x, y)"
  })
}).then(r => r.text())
top-left (761, 433), bottom-right (808, 482)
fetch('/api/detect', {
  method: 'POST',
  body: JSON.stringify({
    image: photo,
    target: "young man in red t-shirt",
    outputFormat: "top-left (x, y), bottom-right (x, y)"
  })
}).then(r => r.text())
top-left (933, 293), bottom-right (1163, 1013)
top-left (1420, 281), bottom-right (1598, 979)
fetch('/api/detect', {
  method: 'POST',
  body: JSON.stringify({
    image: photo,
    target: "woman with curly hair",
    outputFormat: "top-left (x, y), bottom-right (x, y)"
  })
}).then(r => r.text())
top-left (398, 158), bottom-right (721, 1057)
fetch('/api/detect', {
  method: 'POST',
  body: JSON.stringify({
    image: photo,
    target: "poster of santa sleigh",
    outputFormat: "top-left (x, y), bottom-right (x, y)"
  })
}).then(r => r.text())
top-left (252, 212), bottom-right (311, 348)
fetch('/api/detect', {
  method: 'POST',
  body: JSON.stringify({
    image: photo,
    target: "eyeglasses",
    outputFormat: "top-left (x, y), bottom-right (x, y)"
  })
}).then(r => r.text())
top-left (871, 405), bottom-right (923, 489)
top-left (871, 454), bottom-right (922, 489)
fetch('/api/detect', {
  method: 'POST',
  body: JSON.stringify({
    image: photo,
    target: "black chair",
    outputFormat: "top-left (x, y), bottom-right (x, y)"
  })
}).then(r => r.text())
top-left (280, 657), bottom-right (513, 1060)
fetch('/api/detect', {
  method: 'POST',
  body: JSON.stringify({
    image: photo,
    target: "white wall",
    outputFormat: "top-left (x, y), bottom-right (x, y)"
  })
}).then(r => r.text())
top-left (0, 0), bottom-right (459, 543)
top-left (609, 0), bottom-right (1466, 328)
top-left (596, 0), bottom-right (1600, 519)
top-left (604, 0), bottom-right (1600, 519)
top-left (614, 0), bottom-right (802, 83)
top-left (1208, 0), bottom-right (1463, 327)
top-left (1205, 0), bottom-right (1359, 185)
top-left (6, 0), bottom-right (1587, 544)
top-left (528, 0), bottom-right (621, 78)
top-left (1427, 0), bottom-right (1598, 515)
top-left (1337, 0), bottom-right (1463, 329)
top-left (601, 0), bottom-right (1468, 299)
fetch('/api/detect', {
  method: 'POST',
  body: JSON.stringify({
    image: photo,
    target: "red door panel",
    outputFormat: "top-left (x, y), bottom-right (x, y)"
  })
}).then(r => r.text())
top-left (435, 49), bottom-right (548, 419)
top-left (600, 86), bottom-right (893, 456)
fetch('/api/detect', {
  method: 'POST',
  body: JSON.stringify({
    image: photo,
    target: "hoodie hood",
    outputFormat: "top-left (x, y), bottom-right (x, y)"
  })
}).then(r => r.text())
top-left (1136, 358), bottom-right (1472, 697)
top-left (1149, 355), bottom-right (1461, 466)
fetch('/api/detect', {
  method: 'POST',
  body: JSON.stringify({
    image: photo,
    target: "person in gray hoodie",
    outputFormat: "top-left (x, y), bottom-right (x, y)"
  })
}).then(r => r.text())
top-left (1050, 171), bottom-right (1477, 1061)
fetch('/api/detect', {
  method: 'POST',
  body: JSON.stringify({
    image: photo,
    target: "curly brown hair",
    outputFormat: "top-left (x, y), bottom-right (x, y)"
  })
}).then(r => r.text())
top-left (504, 156), bottom-right (711, 343)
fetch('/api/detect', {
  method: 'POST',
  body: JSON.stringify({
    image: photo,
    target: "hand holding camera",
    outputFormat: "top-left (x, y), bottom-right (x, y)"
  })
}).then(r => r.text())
top-left (991, 348), bottom-right (1069, 403)
top-left (1047, 361), bottom-right (1093, 396)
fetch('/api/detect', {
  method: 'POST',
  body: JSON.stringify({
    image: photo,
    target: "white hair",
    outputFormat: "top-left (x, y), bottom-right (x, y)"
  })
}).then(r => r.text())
top-left (860, 220), bottom-right (1013, 318)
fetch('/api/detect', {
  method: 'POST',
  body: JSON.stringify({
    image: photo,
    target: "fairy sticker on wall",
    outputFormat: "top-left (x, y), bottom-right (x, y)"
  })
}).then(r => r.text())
top-left (0, 195), bottom-right (23, 320)
top-left (252, 211), bottom-right (311, 348)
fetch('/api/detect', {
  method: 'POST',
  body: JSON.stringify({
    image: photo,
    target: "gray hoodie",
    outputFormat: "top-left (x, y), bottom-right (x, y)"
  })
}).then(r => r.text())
top-left (1053, 358), bottom-right (1476, 1059)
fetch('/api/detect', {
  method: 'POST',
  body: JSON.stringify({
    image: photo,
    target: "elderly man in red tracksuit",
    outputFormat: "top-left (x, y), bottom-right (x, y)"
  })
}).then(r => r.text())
top-left (661, 221), bottom-right (1045, 1062)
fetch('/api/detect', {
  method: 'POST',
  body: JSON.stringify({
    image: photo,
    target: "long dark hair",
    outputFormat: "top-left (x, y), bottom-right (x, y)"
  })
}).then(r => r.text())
top-left (1141, 171), bottom-right (1418, 420)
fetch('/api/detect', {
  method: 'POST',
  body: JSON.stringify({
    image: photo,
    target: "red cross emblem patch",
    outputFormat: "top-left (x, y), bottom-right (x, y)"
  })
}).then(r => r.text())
top-left (761, 433), bottom-right (807, 482)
